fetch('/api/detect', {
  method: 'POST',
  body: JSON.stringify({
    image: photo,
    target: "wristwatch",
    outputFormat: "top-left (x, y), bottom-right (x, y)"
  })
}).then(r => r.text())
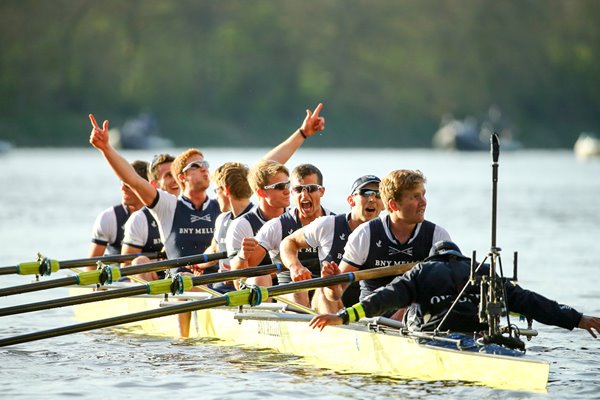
top-left (336, 308), bottom-right (350, 325)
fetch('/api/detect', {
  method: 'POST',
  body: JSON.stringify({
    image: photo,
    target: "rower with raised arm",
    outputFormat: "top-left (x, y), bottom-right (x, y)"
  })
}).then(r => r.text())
top-left (280, 175), bottom-right (384, 313)
top-left (310, 241), bottom-right (600, 340)
top-left (226, 103), bottom-right (327, 286)
top-left (90, 115), bottom-right (221, 336)
top-left (208, 103), bottom-right (325, 292)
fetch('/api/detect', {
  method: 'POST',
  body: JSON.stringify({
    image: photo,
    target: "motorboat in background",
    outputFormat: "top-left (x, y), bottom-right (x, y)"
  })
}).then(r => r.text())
top-left (433, 106), bottom-right (522, 151)
top-left (573, 132), bottom-right (600, 160)
top-left (109, 113), bottom-right (173, 150)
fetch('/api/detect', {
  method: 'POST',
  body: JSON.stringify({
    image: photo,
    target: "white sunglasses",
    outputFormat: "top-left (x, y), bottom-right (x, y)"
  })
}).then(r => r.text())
top-left (182, 160), bottom-right (210, 173)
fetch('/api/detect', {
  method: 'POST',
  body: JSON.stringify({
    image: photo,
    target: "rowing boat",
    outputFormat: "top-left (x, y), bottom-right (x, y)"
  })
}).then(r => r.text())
top-left (70, 285), bottom-right (550, 392)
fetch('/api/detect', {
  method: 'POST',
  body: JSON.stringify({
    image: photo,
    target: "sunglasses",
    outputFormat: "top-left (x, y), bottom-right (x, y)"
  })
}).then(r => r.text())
top-left (182, 160), bottom-right (210, 173)
top-left (263, 180), bottom-right (291, 191)
top-left (354, 189), bottom-right (381, 198)
top-left (291, 184), bottom-right (322, 194)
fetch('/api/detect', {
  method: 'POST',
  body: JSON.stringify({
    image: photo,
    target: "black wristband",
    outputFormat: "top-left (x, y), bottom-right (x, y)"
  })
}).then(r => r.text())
top-left (336, 308), bottom-right (350, 325)
top-left (299, 129), bottom-right (307, 139)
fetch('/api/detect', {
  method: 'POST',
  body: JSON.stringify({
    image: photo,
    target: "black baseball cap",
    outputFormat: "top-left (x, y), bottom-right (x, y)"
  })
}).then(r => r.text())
top-left (350, 175), bottom-right (381, 194)
top-left (428, 241), bottom-right (469, 259)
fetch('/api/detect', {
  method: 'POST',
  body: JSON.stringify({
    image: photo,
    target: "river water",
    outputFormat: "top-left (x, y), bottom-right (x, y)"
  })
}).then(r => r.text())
top-left (0, 147), bottom-right (599, 399)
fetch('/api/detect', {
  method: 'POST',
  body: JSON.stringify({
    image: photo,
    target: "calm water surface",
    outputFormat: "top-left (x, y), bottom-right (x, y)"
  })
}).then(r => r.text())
top-left (1, 147), bottom-right (599, 399)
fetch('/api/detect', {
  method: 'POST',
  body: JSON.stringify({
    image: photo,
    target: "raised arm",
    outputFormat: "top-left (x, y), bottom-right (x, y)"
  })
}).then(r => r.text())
top-left (280, 229), bottom-right (313, 282)
top-left (89, 114), bottom-right (157, 206)
top-left (262, 103), bottom-right (325, 164)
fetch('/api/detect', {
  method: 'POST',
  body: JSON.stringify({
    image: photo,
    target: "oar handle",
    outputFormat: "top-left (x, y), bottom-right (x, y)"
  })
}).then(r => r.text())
top-left (190, 263), bottom-right (282, 286)
top-left (119, 251), bottom-right (229, 276)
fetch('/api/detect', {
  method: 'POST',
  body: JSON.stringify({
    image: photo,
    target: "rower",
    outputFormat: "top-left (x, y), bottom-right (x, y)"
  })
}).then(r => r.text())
top-left (321, 169), bottom-right (452, 320)
top-left (87, 160), bottom-right (150, 260)
top-left (233, 163), bottom-right (333, 308)
top-left (280, 174), bottom-right (384, 313)
top-left (201, 162), bottom-right (254, 293)
top-left (227, 104), bottom-right (327, 290)
top-left (121, 153), bottom-right (179, 279)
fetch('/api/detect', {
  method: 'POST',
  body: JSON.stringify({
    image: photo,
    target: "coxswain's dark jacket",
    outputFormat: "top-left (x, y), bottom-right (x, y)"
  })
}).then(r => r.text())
top-left (360, 255), bottom-right (583, 332)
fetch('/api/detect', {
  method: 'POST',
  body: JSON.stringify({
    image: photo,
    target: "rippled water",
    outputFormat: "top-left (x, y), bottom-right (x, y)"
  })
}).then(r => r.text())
top-left (1, 147), bottom-right (599, 399)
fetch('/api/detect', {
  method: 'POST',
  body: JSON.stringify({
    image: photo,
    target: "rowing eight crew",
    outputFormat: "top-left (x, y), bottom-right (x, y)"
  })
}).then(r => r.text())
top-left (88, 104), bottom-right (600, 341)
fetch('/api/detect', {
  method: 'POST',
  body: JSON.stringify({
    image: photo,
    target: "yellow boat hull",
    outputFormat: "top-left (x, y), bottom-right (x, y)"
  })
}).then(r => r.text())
top-left (71, 289), bottom-right (549, 392)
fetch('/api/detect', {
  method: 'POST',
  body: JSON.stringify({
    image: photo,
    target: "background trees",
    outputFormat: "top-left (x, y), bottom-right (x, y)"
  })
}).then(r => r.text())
top-left (1, 0), bottom-right (598, 148)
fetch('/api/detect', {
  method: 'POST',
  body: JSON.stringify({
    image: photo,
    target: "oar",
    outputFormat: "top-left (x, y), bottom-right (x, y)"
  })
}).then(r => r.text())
top-left (0, 252), bottom-right (162, 276)
top-left (0, 252), bottom-right (229, 297)
top-left (0, 263), bottom-right (283, 317)
top-left (0, 262), bottom-right (417, 347)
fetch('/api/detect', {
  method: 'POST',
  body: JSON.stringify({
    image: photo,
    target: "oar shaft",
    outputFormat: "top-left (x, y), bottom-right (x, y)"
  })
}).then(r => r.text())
top-left (0, 262), bottom-right (416, 347)
top-left (0, 277), bottom-right (78, 297)
top-left (0, 252), bottom-right (230, 297)
top-left (0, 252), bottom-right (161, 276)
top-left (118, 251), bottom-right (229, 276)
top-left (0, 266), bottom-right (17, 275)
top-left (0, 286), bottom-right (147, 317)
top-left (266, 262), bottom-right (416, 298)
top-left (58, 252), bottom-right (161, 269)
top-left (0, 297), bottom-right (228, 347)
top-left (191, 264), bottom-right (280, 286)
top-left (0, 264), bottom-right (282, 317)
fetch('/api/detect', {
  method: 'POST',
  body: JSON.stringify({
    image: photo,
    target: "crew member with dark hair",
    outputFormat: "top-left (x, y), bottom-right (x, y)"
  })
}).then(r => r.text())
top-left (88, 159), bottom-right (150, 257)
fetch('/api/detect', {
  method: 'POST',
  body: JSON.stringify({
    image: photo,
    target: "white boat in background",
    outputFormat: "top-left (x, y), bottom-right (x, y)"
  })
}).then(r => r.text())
top-left (0, 140), bottom-right (13, 154)
top-left (574, 132), bottom-right (600, 160)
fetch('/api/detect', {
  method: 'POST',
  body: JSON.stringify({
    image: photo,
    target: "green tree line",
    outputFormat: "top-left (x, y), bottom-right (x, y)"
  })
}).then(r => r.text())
top-left (1, 0), bottom-right (599, 148)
